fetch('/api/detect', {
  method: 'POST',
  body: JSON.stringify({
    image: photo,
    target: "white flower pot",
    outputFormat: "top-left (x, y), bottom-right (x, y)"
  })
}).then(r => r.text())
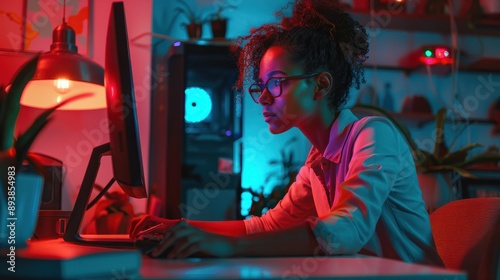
top-left (0, 172), bottom-right (44, 249)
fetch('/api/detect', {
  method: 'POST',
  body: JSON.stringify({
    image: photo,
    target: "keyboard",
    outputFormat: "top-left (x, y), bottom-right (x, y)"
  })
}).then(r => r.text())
top-left (75, 233), bottom-right (164, 254)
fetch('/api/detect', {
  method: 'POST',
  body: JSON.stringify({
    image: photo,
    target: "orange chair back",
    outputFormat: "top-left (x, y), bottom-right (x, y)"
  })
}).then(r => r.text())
top-left (430, 198), bottom-right (500, 280)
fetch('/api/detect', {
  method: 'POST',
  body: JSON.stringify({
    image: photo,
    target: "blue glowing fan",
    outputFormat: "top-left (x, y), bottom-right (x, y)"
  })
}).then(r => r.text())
top-left (184, 87), bottom-right (212, 123)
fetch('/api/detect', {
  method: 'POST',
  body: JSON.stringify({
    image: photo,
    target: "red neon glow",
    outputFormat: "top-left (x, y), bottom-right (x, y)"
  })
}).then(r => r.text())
top-left (435, 48), bottom-right (450, 59)
top-left (419, 47), bottom-right (453, 65)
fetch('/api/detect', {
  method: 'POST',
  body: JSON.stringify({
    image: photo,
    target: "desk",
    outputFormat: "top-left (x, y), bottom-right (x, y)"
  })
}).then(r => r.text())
top-left (1, 239), bottom-right (466, 280)
top-left (141, 255), bottom-right (466, 280)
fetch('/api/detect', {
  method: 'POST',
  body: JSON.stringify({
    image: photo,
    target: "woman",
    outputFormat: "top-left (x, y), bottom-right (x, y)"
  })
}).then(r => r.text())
top-left (130, 0), bottom-right (443, 265)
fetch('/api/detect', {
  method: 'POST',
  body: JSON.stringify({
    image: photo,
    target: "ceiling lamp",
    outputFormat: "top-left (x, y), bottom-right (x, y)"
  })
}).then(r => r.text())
top-left (20, 3), bottom-right (105, 110)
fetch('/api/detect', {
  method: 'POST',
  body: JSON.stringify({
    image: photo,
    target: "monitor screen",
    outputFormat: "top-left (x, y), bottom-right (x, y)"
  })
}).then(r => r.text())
top-left (105, 1), bottom-right (146, 198)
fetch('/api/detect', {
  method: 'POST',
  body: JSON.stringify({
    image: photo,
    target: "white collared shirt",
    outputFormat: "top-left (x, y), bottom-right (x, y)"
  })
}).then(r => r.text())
top-left (244, 109), bottom-right (443, 266)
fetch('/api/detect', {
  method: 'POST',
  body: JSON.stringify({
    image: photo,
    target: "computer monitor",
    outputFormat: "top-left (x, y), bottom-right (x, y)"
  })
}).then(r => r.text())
top-left (64, 1), bottom-right (146, 244)
top-left (105, 1), bottom-right (146, 198)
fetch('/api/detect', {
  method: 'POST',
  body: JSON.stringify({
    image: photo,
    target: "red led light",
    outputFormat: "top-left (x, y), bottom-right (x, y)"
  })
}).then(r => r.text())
top-left (435, 48), bottom-right (449, 59)
top-left (418, 46), bottom-right (452, 65)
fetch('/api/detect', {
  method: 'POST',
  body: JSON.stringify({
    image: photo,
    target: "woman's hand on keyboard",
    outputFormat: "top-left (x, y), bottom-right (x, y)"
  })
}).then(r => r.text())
top-left (149, 219), bottom-right (237, 259)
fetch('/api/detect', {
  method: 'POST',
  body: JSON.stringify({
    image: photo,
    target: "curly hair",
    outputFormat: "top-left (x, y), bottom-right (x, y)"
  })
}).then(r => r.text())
top-left (231, 0), bottom-right (369, 111)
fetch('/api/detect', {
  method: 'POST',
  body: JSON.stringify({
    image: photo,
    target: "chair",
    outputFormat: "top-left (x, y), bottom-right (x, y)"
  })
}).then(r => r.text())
top-left (430, 197), bottom-right (500, 280)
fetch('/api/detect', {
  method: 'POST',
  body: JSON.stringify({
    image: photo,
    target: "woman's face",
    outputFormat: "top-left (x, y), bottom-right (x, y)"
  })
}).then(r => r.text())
top-left (257, 46), bottom-right (317, 134)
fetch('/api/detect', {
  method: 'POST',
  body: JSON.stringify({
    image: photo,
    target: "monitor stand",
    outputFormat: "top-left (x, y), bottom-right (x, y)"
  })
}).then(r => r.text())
top-left (63, 143), bottom-right (134, 248)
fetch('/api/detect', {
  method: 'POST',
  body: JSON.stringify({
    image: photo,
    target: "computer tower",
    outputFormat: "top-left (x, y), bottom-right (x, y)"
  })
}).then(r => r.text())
top-left (21, 153), bottom-right (63, 210)
top-left (149, 42), bottom-right (242, 220)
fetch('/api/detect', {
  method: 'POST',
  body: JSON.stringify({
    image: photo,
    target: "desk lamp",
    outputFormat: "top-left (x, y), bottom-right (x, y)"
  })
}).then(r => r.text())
top-left (20, 2), bottom-right (104, 110)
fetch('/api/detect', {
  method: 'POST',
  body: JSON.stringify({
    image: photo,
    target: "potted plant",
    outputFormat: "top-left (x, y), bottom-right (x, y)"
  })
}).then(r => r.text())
top-left (207, 3), bottom-right (236, 39)
top-left (0, 55), bottom-right (89, 247)
top-left (354, 104), bottom-right (500, 176)
top-left (175, 0), bottom-right (204, 39)
top-left (353, 104), bottom-right (500, 211)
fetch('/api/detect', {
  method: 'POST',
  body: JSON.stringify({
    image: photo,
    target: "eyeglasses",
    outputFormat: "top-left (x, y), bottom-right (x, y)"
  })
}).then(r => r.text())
top-left (248, 73), bottom-right (320, 103)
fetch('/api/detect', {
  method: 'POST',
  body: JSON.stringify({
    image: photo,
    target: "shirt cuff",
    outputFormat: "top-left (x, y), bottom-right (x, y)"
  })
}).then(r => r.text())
top-left (243, 216), bottom-right (264, 234)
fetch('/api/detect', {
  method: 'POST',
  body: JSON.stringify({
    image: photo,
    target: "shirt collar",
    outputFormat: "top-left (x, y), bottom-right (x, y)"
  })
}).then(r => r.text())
top-left (305, 109), bottom-right (359, 167)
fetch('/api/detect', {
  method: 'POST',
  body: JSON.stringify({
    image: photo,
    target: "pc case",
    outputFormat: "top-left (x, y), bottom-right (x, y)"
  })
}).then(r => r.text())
top-left (149, 42), bottom-right (242, 220)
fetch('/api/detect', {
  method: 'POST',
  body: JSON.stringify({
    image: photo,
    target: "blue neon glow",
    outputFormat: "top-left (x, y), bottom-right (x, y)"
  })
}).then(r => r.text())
top-left (185, 87), bottom-right (212, 123)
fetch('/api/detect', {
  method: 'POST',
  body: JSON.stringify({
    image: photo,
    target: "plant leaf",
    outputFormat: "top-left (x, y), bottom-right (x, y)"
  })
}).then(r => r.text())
top-left (417, 150), bottom-right (439, 168)
top-left (0, 55), bottom-right (39, 151)
top-left (426, 165), bottom-right (476, 178)
top-left (268, 160), bottom-right (279, 165)
top-left (440, 150), bottom-right (468, 166)
top-left (264, 173), bottom-right (278, 184)
top-left (14, 119), bottom-right (49, 167)
top-left (460, 152), bottom-right (500, 168)
top-left (177, 0), bottom-right (198, 22)
top-left (440, 143), bottom-right (481, 166)
top-left (25, 152), bottom-right (54, 188)
top-left (0, 85), bottom-right (9, 136)
top-left (280, 148), bottom-right (286, 164)
top-left (0, 148), bottom-right (16, 196)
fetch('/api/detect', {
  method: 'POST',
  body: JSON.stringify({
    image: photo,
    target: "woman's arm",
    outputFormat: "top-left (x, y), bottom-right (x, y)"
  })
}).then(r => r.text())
top-left (186, 220), bottom-right (246, 236)
top-left (234, 222), bottom-right (319, 257)
top-left (148, 220), bottom-right (319, 258)
top-left (129, 215), bottom-right (246, 238)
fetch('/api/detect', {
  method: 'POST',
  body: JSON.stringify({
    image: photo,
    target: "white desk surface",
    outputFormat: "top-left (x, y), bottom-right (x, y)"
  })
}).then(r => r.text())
top-left (4, 239), bottom-right (466, 280)
top-left (140, 255), bottom-right (466, 280)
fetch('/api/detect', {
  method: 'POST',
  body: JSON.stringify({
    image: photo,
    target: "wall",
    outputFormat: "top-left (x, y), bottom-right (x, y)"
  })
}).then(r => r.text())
top-left (10, 0), bottom-right (153, 222)
top-left (152, 0), bottom-right (500, 216)
top-left (356, 33), bottom-right (500, 157)
top-left (152, 0), bottom-right (313, 216)
top-left (4, 0), bottom-right (499, 219)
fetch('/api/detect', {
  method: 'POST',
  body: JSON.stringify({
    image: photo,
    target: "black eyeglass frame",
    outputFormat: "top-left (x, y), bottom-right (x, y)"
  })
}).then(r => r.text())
top-left (248, 72), bottom-right (321, 103)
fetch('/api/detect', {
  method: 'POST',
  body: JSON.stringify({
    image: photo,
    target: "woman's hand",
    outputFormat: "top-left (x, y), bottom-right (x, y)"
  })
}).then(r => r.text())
top-left (150, 220), bottom-right (238, 259)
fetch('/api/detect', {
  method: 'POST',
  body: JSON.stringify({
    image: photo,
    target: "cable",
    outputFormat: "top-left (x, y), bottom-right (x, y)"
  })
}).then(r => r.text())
top-left (447, 0), bottom-right (472, 146)
top-left (86, 177), bottom-right (116, 211)
top-left (368, 0), bottom-right (379, 105)
top-left (129, 32), bottom-right (179, 48)
top-left (425, 64), bottom-right (447, 107)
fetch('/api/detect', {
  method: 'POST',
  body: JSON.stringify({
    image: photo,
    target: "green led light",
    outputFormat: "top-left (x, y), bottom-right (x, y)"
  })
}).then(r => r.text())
top-left (424, 50), bottom-right (433, 57)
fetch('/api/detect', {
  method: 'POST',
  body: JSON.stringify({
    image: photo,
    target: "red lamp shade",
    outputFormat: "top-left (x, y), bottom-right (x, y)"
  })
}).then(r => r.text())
top-left (20, 21), bottom-right (105, 110)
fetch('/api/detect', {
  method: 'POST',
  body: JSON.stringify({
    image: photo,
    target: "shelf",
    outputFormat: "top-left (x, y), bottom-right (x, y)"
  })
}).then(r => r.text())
top-left (363, 55), bottom-right (500, 74)
top-left (351, 10), bottom-right (500, 74)
top-left (460, 57), bottom-right (500, 73)
top-left (353, 107), bottom-right (496, 128)
top-left (445, 118), bottom-right (496, 125)
top-left (352, 107), bottom-right (435, 128)
top-left (465, 165), bottom-right (500, 172)
top-left (350, 11), bottom-right (500, 37)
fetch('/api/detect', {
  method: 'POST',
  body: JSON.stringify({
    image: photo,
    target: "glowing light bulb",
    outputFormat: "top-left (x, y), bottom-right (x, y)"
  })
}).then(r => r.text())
top-left (53, 78), bottom-right (71, 94)
top-left (424, 50), bottom-right (433, 57)
top-left (185, 87), bottom-right (212, 123)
